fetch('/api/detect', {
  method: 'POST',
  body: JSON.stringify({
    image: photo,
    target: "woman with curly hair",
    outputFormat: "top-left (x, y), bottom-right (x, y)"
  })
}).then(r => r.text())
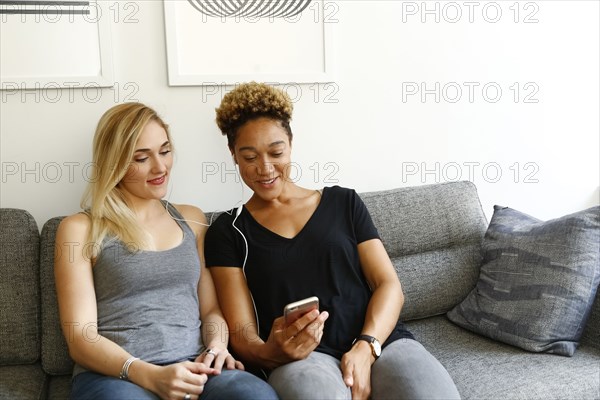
top-left (205, 82), bottom-right (461, 399)
top-left (54, 102), bottom-right (279, 400)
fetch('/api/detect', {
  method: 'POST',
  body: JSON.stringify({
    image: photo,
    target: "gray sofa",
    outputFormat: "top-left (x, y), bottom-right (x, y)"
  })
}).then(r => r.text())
top-left (1, 181), bottom-right (599, 399)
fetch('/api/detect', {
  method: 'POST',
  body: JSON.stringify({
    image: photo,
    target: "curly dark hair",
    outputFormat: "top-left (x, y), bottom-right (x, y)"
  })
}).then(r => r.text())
top-left (215, 82), bottom-right (294, 149)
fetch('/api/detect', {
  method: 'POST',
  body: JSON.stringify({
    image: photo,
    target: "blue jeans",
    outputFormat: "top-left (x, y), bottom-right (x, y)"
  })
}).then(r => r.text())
top-left (268, 339), bottom-right (461, 399)
top-left (71, 369), bottom-right (279, 400)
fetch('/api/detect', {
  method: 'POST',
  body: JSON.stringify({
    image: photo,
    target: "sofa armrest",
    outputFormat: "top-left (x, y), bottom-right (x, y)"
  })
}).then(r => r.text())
top-left (581, 289), bottom-right (600, 350)
top-left (0, 208), bottom-right (41, 365)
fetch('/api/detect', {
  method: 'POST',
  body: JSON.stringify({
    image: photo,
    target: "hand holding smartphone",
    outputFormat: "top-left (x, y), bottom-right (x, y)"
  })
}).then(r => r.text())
top-left (283, 296), bottom-right (319, 325)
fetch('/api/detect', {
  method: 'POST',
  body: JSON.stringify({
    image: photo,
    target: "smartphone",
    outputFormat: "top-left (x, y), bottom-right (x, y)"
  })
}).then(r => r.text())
top-left (283, 296), bottom-right (319, 325)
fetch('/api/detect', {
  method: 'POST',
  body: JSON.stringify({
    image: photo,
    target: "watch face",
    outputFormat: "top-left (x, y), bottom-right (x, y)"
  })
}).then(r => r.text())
top-left (372, 339), bottom-right (382, 357)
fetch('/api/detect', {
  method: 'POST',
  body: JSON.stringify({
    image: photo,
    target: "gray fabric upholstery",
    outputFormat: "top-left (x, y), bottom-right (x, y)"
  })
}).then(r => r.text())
top-left (582, 289), bottom-right (600, 349)
top-left (448, 205), bottom-right (600, 356)
top-left (0, 209), bottom-right (40, 365)
top-left (407, 316), bottom-right (600, 400)
top-left (360, 181), bottom-right (487, 320)
top-left (1, 183), bottom-right (598, 399)
top-left (359, 181), bottom-right (487, 257)
top-left (40, 216), bottom-right (74, 375)
top-left (390, 244), bottom-right (482, 320)
top-left (46, 375), bottom-right (72, 400)
top-left (0, 364), bottom-right (47, 399)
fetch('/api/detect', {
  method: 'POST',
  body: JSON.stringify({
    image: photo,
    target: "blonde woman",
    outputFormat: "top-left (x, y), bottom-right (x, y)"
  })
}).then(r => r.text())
top-left (55, 103), bottom-right (278, 400)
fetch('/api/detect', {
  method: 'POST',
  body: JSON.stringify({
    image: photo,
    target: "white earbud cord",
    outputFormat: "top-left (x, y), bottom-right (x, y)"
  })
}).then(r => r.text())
top-left (163, 166), bottom-right (262, 371)
top-left (162, 162), bottom-right (245, 227)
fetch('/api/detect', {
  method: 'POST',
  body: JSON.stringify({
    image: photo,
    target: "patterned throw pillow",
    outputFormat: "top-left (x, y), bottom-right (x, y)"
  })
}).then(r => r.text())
top-left (447, 205), bottom-right (600, 356)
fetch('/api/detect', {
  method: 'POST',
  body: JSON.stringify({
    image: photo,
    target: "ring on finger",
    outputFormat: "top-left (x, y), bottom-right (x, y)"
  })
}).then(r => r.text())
top-left (183, 394), bottom-right (192, 400)
top-left (205, 348), bottom-right (216, 356)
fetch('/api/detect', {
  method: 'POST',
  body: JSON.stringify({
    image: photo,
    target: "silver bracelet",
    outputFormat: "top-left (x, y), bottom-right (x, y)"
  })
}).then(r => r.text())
top-left (119, 356), bottom-right (139, 381)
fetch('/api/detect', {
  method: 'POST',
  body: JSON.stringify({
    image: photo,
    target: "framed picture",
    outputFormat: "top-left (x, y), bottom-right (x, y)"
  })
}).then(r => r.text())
top-left (0, 0), bottom-right (114, 90)
top-left (163, 0), bottom-right (337, 86)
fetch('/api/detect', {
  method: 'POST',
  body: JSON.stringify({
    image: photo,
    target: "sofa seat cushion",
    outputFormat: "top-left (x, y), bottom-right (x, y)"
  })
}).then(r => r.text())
top-left (0, 364), bottom-right (47, 399)
top-left (47, 375), bottom-right (72, 400)
top-left (407, 316), bottom-right (600, 400)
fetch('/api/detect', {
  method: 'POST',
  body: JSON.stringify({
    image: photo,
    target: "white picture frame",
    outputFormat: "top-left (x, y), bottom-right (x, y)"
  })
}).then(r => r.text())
top-left (0, 0), bottom-right (114, 90)
top-left (163, 0), bottom-right (336, 86)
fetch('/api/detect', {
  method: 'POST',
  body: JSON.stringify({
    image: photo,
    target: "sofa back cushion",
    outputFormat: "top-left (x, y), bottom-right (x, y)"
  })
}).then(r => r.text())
top-left (359, 181), bottom-right (487, 321)
top-left (40, 216), bottom-right (74, 375)
top-left (0, 208), bottom-right (41, 365)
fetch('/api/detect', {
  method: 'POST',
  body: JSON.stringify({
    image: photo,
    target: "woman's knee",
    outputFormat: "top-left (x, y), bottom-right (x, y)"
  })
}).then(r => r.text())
top-left (201, 369), bottom-right (278, 400)
top-left (268, 352), bottom-right (350, 400)
top-left (71, 371), bottom-right (159, 400)
top-left (371, 339), bottom-right (461, 400)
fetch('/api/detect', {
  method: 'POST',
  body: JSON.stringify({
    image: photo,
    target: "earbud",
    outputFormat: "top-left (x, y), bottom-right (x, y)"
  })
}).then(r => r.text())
top-left (236, 205), bottom-right (243, 218)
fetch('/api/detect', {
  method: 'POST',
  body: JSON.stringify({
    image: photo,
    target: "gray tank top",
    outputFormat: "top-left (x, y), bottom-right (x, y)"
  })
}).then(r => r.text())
top-left (73, 202), bottom-right (203, 376)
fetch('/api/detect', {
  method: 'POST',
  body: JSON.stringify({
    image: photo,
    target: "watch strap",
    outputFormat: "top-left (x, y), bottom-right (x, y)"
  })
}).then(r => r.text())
top-left (353, 334), bottom-right (381, 359)
top-left (355, 334), bottom-right (376, 344)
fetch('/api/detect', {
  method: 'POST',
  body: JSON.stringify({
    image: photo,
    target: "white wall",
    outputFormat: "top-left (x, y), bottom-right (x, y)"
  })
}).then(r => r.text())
top-left (1, 1), bottom-right (598, 228)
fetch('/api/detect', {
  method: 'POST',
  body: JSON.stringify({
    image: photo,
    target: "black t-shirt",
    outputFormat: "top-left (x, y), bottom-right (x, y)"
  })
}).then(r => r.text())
top-left (205, 186), bottom-right (413, 359)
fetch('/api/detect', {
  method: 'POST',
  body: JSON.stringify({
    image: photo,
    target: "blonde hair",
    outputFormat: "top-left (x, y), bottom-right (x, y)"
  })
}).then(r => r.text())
top-left (215, 82), bottom-right (293, 149)
top-left (81, 102), bottom-right (172, 257)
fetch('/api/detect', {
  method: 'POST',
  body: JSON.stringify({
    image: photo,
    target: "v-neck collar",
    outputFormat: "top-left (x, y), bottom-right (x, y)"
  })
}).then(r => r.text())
top-left (242, 187), bottom-right (327, 241)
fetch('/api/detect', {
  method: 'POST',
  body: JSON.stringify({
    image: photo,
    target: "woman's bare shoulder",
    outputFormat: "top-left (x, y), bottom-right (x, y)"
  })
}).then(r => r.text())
top-left (171, 204), bottom-right (208, 235)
